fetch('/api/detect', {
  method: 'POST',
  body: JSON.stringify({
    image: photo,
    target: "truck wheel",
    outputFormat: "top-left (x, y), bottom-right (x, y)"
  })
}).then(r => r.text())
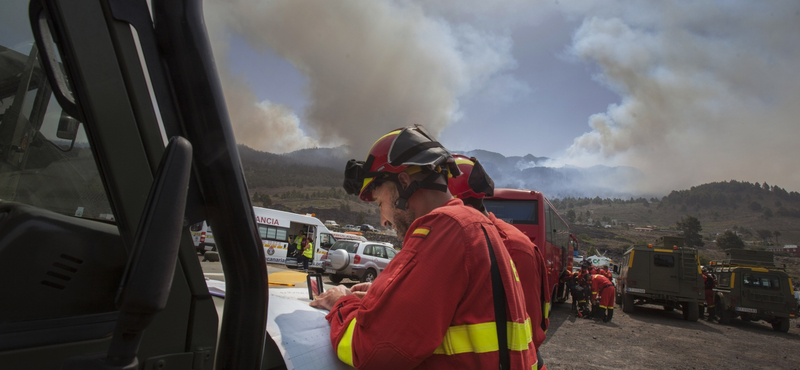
top-left (361, 269), bottom-right (377, 283)
top-left (714, 297), bottom-right (731, 324)
top-left (772, 318), bottom-right (790, 333)
top-left (682, 302), bottom-right (699, 322)
top-left (329, 275), bottom-right (343, 284)
top-left (622, 292), bottom-right (635, 313)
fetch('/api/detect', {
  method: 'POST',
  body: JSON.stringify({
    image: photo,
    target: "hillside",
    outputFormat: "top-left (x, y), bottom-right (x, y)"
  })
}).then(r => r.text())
top-left (238, 146), bottom-right (800, 281)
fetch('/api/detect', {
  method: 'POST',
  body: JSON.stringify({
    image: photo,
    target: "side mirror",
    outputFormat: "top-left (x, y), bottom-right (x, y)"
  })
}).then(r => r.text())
top-left (56, 110), bottom-right (80, 140)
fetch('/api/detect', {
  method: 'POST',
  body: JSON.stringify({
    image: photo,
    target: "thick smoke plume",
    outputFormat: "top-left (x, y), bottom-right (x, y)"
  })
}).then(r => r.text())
top-left (561, 2), bottom-right (800, 193)
top-left (204, 0), bottom-right (520, 157)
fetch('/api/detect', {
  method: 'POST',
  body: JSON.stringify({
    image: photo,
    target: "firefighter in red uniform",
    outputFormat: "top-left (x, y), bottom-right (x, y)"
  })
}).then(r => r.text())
top-left (587, 273), bottom-right (615, 323)
top-left (601, 265), bottom-right (612, 280)
top-left (447, 154), bottom-right (550, 369)
top-left (310, 125), bottom-right (537, 369)
top-left (702, 268), bottom-right (717, 321)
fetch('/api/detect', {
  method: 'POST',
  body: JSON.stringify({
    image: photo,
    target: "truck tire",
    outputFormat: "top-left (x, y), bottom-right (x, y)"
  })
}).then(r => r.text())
top-left (622, 292), bottom-right (635, 313)
top-left (329, 275), bottom-right (343, 284)
top-left (682, 302), bottom-right (699, 322)
top-left (772, 318), bottom-right (790, 333)
top-left (715, 296), bottom-right (731, 324)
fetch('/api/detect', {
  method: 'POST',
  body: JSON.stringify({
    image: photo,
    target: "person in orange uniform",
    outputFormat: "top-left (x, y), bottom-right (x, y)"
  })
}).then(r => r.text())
top-left (447, 154), bottom-right (550, 369)
top-left (310, 125), bottom-right (537, 369)
top-left (601, 265), bottom-right (612, 280)
top-left (587, 273), bottom-right (615, 323)
top-left (702, 268), bottom-right (717, 321)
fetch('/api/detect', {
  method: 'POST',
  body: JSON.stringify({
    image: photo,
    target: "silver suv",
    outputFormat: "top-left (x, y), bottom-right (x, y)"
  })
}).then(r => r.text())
top-left (323, 240), bottom-right (397, 283)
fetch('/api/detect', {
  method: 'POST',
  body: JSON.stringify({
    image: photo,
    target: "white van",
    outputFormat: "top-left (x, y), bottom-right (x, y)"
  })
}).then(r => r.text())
top-left (253, 207), bottom-right (363, 272)
top-left (190, 221), bottom-right (216, 254)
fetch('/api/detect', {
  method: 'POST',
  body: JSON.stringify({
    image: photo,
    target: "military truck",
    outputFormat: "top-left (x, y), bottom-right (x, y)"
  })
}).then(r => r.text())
top-left (709, 249), bottom-right (798, 332)
top-left (613, 236), bottom-right (704, 321)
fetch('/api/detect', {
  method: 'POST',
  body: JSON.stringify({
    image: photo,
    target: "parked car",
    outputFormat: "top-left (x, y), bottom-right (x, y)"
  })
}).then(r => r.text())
top-left (360, 224), bottom-right (376, 232)
top-left (323, 240), bottom-right (397, 283)
top-left (190, 221), bottom-right (216, 254)
top-left (324, 220), bottom-right (338, 227)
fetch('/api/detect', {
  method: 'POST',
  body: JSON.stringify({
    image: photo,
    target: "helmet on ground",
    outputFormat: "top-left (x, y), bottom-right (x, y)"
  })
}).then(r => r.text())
top-left (448, 154), bottom-right (494, 199)
top-left (343, 125), bottom-right (460, 209)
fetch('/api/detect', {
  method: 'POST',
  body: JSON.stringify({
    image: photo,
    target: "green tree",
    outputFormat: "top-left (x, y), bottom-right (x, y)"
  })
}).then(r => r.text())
top-left (774, 231), bottom-right (781, 245)
top-left (587, 244), bottom-right (598, 257)
top-left (676, 215), bottom-right (705, 248)
top-left (756, 229), bottom-right (773, 243)
top-left (262, 193), bottom-right (272, 206)
top-left (763, 207), bottom-right (773, 220)
top-left (566, 209), bottom-right (576, 224)
top-left (748, 201), bottom-right (762, 212)
top-left (716, 230), bottom-right (745, 250)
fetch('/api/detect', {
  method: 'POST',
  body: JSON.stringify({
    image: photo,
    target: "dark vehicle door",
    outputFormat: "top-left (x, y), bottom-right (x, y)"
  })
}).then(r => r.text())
top-left (1, 0), bottom-right (271, 369)
top-left (650, 251), bottom-right (679, 293)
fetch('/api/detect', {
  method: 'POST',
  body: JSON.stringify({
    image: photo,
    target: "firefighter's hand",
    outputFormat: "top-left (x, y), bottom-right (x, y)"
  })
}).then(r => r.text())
top-left (310, 285), bottom-right (352, 310)
top-left (351, 282), bottom-right (372, 299)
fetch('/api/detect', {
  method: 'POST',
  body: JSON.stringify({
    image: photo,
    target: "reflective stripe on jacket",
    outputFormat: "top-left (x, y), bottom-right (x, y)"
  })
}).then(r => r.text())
top-left (489, 213), bottom-right (550, 350)
top-left (303, 242), bottom-right (313, 258)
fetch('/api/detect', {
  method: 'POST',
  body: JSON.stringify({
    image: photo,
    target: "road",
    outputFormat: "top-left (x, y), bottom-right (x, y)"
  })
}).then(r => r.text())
top-left (200, 257), bottom-right (800, 369)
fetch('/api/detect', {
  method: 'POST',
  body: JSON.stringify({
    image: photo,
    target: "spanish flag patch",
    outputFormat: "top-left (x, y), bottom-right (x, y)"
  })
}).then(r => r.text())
top-left (411, 226), bottom-right (431, 239)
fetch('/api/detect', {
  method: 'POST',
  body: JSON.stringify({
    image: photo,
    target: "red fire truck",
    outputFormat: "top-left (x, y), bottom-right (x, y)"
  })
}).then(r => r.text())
top-left (484, 188), bottom-right (578, 304)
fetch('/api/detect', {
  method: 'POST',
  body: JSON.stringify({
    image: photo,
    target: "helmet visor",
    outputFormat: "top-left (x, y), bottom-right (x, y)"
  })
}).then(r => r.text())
top-left (388, 126), bottom-right (452, 169)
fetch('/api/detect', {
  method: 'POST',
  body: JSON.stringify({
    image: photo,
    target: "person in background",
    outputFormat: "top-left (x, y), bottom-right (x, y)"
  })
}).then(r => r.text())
top-left (447, 154), bottom-right (550, 370)
top-left (310, 125), bottom-right (536, 369)
top-left (587, 273), bottom-right (616, 323)
top-left (701, 267), bottom-right (717, 321)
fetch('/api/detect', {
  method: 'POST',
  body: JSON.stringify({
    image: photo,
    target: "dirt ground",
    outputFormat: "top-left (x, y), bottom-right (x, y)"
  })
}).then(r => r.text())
top-left (538, 299), bottom-right (800, 370)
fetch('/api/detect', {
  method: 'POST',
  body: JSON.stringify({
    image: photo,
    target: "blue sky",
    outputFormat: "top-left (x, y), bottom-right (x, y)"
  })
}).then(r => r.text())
top-left (204, 0), bottom-right (800, 194)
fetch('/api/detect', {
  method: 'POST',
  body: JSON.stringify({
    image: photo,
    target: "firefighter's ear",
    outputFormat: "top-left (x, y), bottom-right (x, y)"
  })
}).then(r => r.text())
top-left (397, 172), bottom-right (412, 190)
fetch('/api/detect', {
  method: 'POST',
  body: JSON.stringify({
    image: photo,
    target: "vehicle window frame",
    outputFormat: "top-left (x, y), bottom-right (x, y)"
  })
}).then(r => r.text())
top-left (653, 254), bottom-right (675, 268)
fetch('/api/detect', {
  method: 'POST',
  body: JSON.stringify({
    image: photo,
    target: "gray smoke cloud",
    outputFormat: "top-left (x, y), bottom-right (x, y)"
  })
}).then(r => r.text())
top-left (203, 0), bottom-right (800, 194)
top-left (204, 0), bottom-right (522, 157)
top-left (560, 2), bottom-right (800, 193)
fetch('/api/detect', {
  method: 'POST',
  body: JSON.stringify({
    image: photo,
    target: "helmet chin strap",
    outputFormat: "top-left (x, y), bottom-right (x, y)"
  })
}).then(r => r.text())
top-left (394, 170), bottom-right (449, 210)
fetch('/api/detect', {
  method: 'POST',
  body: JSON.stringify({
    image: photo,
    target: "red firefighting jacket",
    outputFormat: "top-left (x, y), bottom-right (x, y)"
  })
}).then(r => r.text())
top-left (592, 274), bottom-right (614, 308)
top-left (488, 212), bottom-right (550, 350)
top-left (324, 199), bottom-right (536, 369)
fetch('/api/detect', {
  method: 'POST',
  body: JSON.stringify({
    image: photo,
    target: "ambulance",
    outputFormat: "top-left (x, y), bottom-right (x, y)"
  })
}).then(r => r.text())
top-left (253, 207), bottom-right (365, 272)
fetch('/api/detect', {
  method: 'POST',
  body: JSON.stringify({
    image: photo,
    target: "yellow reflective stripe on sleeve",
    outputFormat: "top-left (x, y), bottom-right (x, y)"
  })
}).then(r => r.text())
top-left (434, 318), bottom-right (532, 355)
top-left (336, 318), bottom-right (358, 366)
top-left (507, 318), bottom-right (534, 351)
top-left (510, 260), bottom-right (520, 282)
top-left (629, 251), bottom-right (635, 268)
top-left (543, 302), bottom-right (550, 319)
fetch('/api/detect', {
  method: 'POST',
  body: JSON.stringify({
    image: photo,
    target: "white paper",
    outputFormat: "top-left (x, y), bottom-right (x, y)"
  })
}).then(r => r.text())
top-left (205, 280), bottom-right (353, 370)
